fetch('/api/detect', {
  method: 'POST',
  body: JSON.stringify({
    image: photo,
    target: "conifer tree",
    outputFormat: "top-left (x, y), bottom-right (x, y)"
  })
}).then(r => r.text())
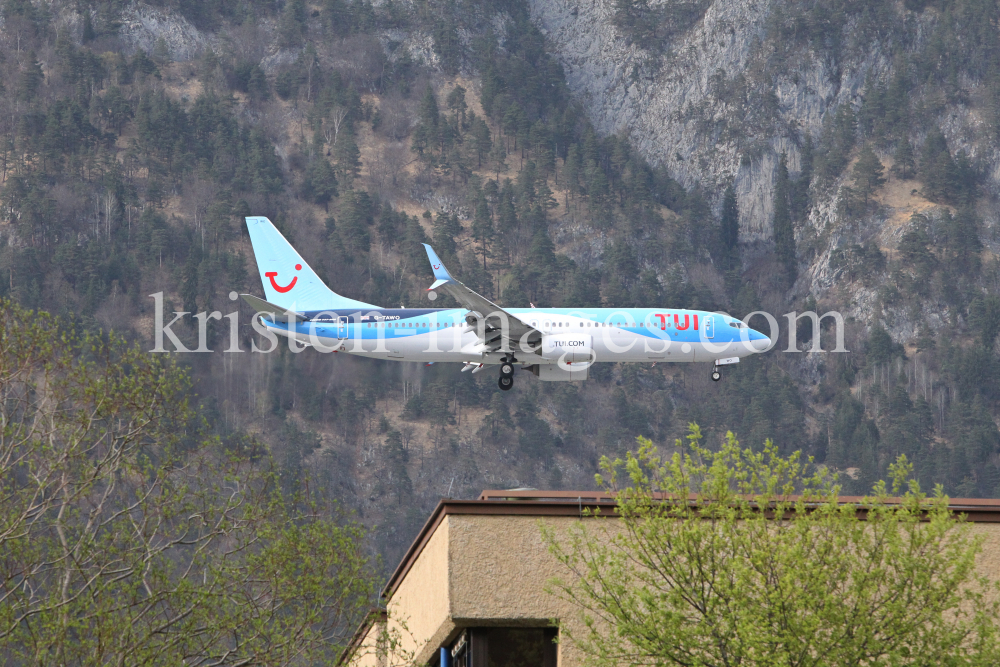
top-left (322, 0), bottom-right (350, 36)
top-left (490, 139), bottom-right (507, 180)
top-left (563, 144), bottom-right (582, 196)
top-left (920, 129), bottom-right (960, 203)
top-left (892, 139), bottom-right (915, 180)
top-left (302, 157), bottom-right (338, 211)
top-left (334, 131), bottom-right (361, 181)
top-left (773, 153), bottom-right (796, 285)
top-left (17, 53), bottom-right (43, 102)
top-left (720, 184), bottom-right (739, 269)
top-left (470, 116), bottom-right (491, 168)
top-left (432, 212), bottom-right (460, 263)
top-left (278, 0), bottom-right (308, 47)
top-left (791, 133), bottom-right (813, 220)
top-left (432, 16), bottom-right (461, 75)
top-left (81, 11), bottom-right (96, 42)
top-left (181, 250), bottom-right (200, 314)
top-left (446, 85), bottom-right (467, 127)
top-left (852, 143), bottom-right (886, 206)
top-left (471, 195), bottom-right (494, 273)
top-left (339, 190), bottom-right (371, 253)
top-left (419, 85), bottom-right (439, 130)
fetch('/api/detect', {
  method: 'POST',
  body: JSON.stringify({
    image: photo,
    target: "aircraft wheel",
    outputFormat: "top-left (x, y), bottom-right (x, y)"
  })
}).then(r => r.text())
top-left (711, 369), bottom-right (722, 382)
top-left (500, 362), bottom-right (515, 376)
top-left (498, 375), bottom-right (514, 391)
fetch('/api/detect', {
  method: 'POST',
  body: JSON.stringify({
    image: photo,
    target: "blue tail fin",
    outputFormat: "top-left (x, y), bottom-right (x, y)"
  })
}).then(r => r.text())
top-left (245, 216), bottom-right (378, 312)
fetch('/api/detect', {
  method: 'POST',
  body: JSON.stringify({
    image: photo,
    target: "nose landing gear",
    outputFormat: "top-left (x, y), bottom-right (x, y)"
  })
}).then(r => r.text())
top-left (498, 355), bottom-right (517, 391)
top-left (711, 356), bottom-right (740, 382)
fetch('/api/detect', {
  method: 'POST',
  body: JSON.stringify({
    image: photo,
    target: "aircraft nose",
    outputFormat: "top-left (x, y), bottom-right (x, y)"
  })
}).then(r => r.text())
top-left (750, 329), bottom-right (771, 352)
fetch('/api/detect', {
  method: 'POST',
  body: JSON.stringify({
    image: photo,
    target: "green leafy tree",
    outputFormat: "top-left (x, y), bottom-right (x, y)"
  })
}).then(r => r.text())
top-left (0, 300), bottom-right (386, 665)
top-left (546, 425), bottom-right (1000, 667)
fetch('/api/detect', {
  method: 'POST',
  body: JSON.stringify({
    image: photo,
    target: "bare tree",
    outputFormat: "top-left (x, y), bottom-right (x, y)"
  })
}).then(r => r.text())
top-left (324, 105), bottom-right (350, 148)
top-left (384, 142), bottom-right (410, 188)
top-left (328, 35), bottom-right (386, 93)
top-left (183, 175), bottom-right (218, 250)
top-left (367, 143), bottom-right (410, 191)
top-left (376, 91), bottom-right (414, 141)
top-left (102, 189), bottom-right (117, 238)
top-left (367, 145), bottom-right (390, 190)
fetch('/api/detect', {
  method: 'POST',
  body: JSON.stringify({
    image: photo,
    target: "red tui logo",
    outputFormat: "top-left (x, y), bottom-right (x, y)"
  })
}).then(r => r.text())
top-left (266, 264), bottom-right (302, 293)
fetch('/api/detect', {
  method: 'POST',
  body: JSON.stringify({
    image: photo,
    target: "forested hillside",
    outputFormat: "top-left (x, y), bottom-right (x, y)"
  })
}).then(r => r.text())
top-left (1, 0), bottom-right (999, 566)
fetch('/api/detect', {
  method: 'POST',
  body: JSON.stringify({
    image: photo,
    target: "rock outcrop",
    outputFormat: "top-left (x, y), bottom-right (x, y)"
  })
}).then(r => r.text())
top-left (528, 0), bottom-right (927, 239)
top-left (118, 4), bottom-right (207, 61)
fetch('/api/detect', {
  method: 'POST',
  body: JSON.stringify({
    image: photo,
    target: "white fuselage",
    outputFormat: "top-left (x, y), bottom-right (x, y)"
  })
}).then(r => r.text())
top-left (262, 307), bottom-right (770, 366)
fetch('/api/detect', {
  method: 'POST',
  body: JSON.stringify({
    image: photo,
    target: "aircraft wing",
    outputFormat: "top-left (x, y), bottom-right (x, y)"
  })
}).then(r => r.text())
top-left (422, 244), bottom-right (541, 354)
top-left (240, 294), bottom-right (307, 321)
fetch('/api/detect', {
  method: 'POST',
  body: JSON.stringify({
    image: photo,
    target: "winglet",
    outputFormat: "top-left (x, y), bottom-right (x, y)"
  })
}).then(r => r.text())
top-left (422, 244), bottom-right (453, 282)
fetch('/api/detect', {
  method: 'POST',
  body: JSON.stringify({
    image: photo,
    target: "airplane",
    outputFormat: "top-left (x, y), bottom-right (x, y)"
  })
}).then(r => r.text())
top-left (241, 216), bottom-right (772, 390)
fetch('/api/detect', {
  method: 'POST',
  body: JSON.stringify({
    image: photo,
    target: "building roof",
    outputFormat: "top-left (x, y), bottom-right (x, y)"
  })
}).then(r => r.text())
top-left (382, 490), bottom-right (1000, 599)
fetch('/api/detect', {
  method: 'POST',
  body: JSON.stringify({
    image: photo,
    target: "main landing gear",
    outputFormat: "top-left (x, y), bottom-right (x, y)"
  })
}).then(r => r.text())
top-left (711, 369), bottom-right (722, 382)
top-left (498, 356), bottom-right (517, 391)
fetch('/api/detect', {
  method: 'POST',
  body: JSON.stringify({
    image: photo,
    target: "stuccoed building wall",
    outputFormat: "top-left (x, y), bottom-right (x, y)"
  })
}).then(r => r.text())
top-left (345, 493), bottom-right (1000, 667)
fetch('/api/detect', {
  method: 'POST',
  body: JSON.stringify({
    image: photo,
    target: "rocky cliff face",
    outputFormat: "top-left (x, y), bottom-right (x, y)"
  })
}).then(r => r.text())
top-left (529, 0), bottom-right (1000, 345)
top-left (529, 0), bottom-right (775, 235)
top-left (528, 0), bottom-right (990, 234)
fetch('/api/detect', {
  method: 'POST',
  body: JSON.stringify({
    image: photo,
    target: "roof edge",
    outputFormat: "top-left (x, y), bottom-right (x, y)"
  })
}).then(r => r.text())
top-left (382, 493), bottom-right (1000, 599)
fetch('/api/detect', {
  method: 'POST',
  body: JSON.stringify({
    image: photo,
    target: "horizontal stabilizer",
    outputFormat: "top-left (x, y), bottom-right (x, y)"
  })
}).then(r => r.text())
top-left (240, 294), bottom-right (307, 321)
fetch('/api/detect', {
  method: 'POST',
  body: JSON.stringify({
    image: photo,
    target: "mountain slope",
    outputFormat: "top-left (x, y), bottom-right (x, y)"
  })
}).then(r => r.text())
top-left (1, 0), bottom-right (999, 567)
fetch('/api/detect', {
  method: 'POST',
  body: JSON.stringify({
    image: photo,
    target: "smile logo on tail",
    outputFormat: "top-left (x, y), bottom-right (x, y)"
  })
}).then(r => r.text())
top-left (265, 264), bottom-right (302, 293)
